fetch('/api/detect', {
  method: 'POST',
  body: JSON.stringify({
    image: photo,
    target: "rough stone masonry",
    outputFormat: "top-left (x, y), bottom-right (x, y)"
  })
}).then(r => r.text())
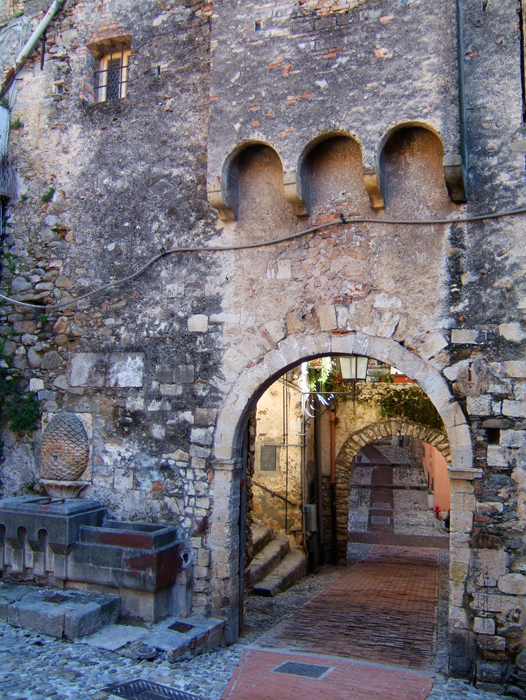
top-left (1, 0), bottom-right (526, 693)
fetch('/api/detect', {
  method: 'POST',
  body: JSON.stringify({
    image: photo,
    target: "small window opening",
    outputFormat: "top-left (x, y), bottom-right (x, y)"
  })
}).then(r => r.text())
top-left (95, 49), bottom-right (131, 102)
top-left (487, 428), bottom-right (500, 445)
top-left (54, 81), bottom-right (64, 96)
top-left (254, 20), bottom-right (262, 31)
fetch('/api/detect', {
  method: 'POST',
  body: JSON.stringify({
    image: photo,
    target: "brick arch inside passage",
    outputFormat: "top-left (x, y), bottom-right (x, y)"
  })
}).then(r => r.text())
top-left (333, 419), bottom-right (450, 560)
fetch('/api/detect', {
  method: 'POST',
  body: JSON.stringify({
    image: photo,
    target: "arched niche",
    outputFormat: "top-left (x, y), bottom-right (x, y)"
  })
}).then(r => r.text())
top-left (214, 141), bottom-right (294, 224)
top-left (299, 133), bottom-right (371, 216)
top-left (379, 124), bottom-right (459, 213)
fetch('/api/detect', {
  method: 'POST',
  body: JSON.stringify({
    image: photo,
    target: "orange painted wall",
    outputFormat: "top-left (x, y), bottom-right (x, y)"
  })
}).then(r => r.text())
top-left (422, 442), bottom-right (450, 512)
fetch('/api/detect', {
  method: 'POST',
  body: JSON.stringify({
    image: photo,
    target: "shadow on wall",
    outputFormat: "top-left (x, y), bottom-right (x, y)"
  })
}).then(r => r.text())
top-left (300, 134), bottom-right (371, 216)
top-left (228, 144), bottom-right (295, 228)
top-left (380, 126), bottom-right (452, 216)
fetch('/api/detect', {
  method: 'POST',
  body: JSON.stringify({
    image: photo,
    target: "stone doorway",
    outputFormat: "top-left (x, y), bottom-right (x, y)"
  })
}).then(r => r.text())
top-left (210, 331), bottom-right (477, 670)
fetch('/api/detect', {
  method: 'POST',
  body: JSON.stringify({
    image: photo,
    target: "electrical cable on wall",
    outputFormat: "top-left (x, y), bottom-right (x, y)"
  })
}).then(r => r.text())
top-left (1, 205), bottom-right (526, 312)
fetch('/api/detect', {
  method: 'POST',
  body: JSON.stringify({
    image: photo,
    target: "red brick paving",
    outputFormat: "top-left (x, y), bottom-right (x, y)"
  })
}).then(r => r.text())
top-left (257, 545), bottom-right (439, 670)
top-left (221, 649), bottom-right (434, 700)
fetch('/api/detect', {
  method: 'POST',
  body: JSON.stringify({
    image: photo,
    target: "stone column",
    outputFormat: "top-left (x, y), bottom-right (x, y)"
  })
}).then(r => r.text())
top-left (448, 467), bottom-right (482, 677)
top-left (209, 458), bottom-right (243, 644)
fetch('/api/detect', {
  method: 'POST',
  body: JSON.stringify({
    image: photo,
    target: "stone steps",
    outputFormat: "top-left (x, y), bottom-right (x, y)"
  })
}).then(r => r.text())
top-left (248, 522), bottom-right (307, 597)
top-left (252, 523), bottom-right (273, 557)
top-left (247, 532), bottom-right (290, 586)
top-left (252, 551), bottom-right (307, 597)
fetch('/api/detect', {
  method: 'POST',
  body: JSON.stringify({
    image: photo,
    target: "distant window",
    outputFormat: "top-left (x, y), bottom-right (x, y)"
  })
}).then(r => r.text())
top-left (260, 445), bottom-right (277, 472)
top-left (95, 50), bottom-right (131, 102)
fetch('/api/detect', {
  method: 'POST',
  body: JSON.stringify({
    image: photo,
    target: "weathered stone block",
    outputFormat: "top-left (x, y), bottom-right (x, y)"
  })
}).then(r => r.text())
top-left (503, 361), bottom-right (526, 378)
top-left (477, 635), bottom-right (506, 651)
top-left (467, 395), bottom-right (492, 416)
top-left (107, 353), bottom-right (144, 388)
top-left (474, 617), bottom-right (496, 635)
top-left (498, 574), bottom-right (526, 595)
top-left (8, 602), bottom-right (65, 638)
top-left (476, 549), bottom-right (508, 587)
top-left (451, 329), bottom-right (479, 344)
top-left (500, 430), bottom-right (526, 448)
top-left (188, 315), bottom-right (208, 332)
top-left (487, 446), bottom-right (509, 468)
top-left (503, 400), bottom-right (526, 418)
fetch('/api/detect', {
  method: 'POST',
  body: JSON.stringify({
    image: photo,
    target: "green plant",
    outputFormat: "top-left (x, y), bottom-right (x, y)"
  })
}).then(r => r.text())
top-left (38, 312), bottom-right (48, 325)
top-left (10, 117), bottom-right (23, 129)
top-left (41, 187), bottom-right (55, 203)
top-left (3, 252), bottom-right (16, 274)
top-left (0, 372), bottom-right (41, 435)
top-left (0, 98), bottom-right (8, 110)
top-left (377, 386), bottom-right (444, 431)
top-left (19, 193), bottom-right (28, 202)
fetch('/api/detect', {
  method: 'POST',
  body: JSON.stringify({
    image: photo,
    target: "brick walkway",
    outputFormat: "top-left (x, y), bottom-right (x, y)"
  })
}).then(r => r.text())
top-left (257, 545), bottom-right (439, 670)
top-left (221, 649), bottom-right (434, 700)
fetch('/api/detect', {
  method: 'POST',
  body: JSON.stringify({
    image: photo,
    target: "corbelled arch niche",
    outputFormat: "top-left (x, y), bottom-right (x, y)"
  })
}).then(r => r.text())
top-left (335, 419), bottom-right (451, 560)
top-left (210, 332), bottom-right (479, 643)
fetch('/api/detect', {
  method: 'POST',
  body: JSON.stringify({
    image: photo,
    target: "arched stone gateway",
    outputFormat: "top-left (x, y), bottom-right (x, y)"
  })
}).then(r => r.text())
top-left (333, 419), bottom-right (451, 560)
top-left (210, 331), bottom-right (479, 644)
top-left (338, 419), bottom-right (450, 464)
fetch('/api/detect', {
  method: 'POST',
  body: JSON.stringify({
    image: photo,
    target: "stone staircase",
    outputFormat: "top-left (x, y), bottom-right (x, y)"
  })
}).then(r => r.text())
top-left (247, 523), bottom-right (307, 597)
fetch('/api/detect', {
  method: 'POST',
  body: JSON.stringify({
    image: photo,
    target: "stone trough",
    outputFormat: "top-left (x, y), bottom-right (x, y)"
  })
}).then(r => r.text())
top-left (0, 496), bottom-right (195, 623)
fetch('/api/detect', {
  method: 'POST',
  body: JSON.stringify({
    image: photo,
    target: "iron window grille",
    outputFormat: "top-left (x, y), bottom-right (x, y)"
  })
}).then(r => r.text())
top-left (95, 50), bottom-right (131, 102)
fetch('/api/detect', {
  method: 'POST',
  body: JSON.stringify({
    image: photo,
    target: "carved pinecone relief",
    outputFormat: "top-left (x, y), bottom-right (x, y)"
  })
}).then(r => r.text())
top-left (40, 412), bottom-right (89, 482)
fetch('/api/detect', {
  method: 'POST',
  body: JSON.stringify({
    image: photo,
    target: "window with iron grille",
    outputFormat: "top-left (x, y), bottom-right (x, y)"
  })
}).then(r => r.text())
top-left (95, 49), bottom-right (131, 102)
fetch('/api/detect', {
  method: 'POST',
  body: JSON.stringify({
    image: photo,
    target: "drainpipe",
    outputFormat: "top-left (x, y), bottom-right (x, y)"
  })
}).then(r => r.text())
top-left (0, 0), bottom-right (66, 97)
top-left (330, 407), bottom-right (338, 564)
top-left (314, 395), bottom-right (324, 563)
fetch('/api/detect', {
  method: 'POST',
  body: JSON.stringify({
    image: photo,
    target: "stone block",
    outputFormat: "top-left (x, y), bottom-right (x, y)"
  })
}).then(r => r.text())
top-left (29, 378), bottom-right (44, 392)
top-left (474, 617), bottom-right (496, 635)
top-left (8, 602), bottom-right (65, 638)
top-left (107, 353), bottom-right (144, 388)
top-left (190, 427), bottom-right (214, 446)
top-left (503, 361), bottom-right (526, 378)
top-left (476, 549), bottom-right (507, 587)
top-left (500, 430), bottom-right (526, 447)
top-left (451, 329), bottom-right (479, 344)
top-left (476, 661), bottom-right (507, 684)
top-left (477, 635), bottom-right (506, 651)
top-left (503, 400), bottom-right (526, 418)
top-left (195, 408), bottom-right (217, 426)
top-left (83, 623), bottom-right (146, 651)
top-left (498, 573), bottom-right (526, 595)
top-left (188, 315), bottom-right (208, 332)
top-left (70, 353), bottom-right (106, 387)
top-left (467, 395), bottom-right (492, 416)
top-left (64, 602), bottom-right (103, 639)
top-left (316, 304), bottom-right (337, 331)
top-left (487, 446), bottom-right (509, 468)
top-left (499, 323), bottom-right (526, 342)
top-left (174, 365), bottom-right (195, 384)
top-left (476, 502), bottom-right (504, 515)
top-left (471, 592), bottom-right (519, 614)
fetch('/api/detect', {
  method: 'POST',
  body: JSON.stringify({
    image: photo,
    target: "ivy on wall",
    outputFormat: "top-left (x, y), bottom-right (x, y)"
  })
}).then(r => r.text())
top-left (376, 386), bottom-right (444, 431)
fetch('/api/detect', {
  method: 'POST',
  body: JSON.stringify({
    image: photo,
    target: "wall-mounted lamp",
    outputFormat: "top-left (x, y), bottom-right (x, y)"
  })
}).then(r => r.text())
top-left (339, 355), bottom-right (369, 382)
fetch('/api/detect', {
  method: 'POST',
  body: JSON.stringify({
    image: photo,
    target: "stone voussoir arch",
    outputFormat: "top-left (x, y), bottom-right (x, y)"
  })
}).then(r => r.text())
top-left (337, 419), bottom-right (451, 467)
top-left (331, 419), bottom-right (451, 561)
top-left (210, 330), bottom-right (477, 641)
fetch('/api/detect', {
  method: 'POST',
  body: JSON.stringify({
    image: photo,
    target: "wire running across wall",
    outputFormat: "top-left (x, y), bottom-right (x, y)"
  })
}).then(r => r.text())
top-left (1, 205), bottom-right (526, 312)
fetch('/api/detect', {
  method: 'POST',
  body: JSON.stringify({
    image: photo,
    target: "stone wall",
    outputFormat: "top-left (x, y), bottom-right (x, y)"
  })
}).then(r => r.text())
top-left (0, 0), bottom-right (526, 691)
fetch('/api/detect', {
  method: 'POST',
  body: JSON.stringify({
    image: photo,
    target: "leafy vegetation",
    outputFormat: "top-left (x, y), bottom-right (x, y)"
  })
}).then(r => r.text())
top-left (377, 386), bottom-right (444, 431)
top-left (0, 370), bottom-right (41, 435)
top-left (41, 187), bottom-right (55, 203)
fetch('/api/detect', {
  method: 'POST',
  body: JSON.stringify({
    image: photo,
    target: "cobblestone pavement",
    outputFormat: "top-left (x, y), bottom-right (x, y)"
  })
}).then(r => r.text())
top-left (0, 551), bottom-right (514, 700)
